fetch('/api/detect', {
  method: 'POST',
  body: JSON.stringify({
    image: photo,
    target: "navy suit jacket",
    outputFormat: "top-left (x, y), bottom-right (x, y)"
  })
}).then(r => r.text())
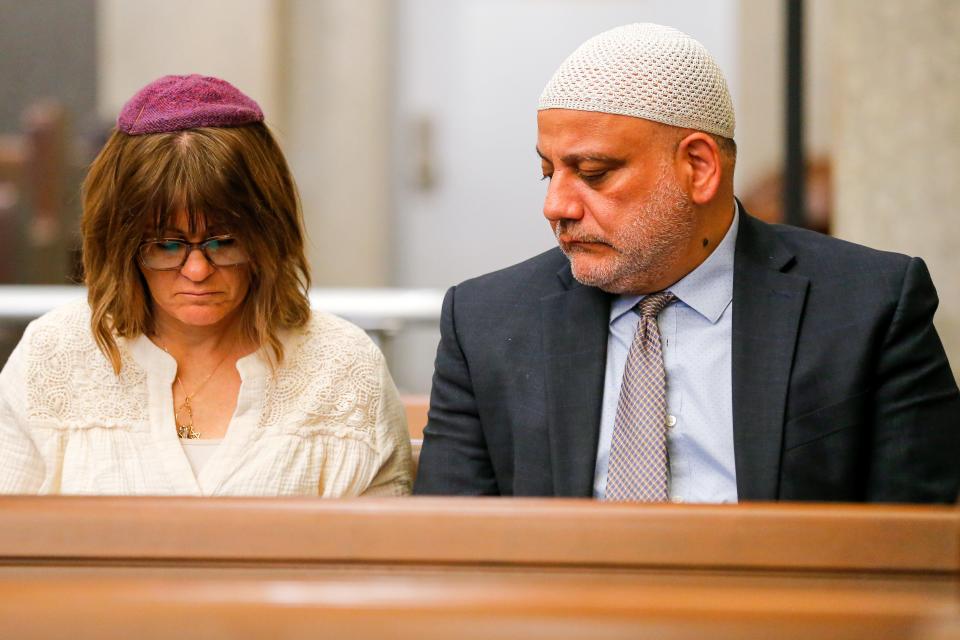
top-left (414, 210), bottom-right (960, 502)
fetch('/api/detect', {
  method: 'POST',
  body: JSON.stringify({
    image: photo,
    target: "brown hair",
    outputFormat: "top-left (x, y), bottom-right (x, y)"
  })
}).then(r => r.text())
top-left (81, 123), bottom-right (311, 374)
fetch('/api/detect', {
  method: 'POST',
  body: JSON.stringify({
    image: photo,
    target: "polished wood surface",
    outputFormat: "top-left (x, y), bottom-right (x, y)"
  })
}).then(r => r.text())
top-left (410, 438), bottom-right (422, 477)
top-left (402, 394), bottom-right (429, 438)
top-left (0, 498), bottom-right (955, 638)
top-left (0, 572), bottom-right (954, 640)
top-left (0, 497), bottom-right (955, 572)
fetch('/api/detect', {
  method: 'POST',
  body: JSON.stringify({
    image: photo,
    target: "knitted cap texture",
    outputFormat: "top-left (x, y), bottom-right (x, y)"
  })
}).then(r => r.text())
top-left (538, 23), bottom-right (735, 138)
top-left (117, 74), bottom-right (263, 135)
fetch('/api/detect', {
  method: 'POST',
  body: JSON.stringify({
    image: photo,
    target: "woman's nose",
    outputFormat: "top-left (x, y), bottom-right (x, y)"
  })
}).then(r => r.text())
top-left (179, 248), bottom-right (215, 281)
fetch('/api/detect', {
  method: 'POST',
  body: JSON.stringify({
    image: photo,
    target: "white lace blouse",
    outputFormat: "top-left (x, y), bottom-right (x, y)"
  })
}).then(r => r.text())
top-left (0, 300), bottom-right (413, 496)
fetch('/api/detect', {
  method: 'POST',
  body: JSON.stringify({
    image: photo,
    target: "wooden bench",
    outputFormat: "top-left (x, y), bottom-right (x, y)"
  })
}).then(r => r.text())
top-left (0, 497), bottom-right (955, 638)
top-left (401, 393), bottom-right (429, 438)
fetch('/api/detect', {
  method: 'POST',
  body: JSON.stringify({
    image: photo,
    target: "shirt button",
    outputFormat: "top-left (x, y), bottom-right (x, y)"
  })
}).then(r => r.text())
top-left (665, 415), bottom-right (677, 428)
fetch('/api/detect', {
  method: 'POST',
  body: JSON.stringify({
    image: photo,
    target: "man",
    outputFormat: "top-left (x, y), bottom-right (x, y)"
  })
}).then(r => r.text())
top-left (414, 23), bottom-right (960, 502)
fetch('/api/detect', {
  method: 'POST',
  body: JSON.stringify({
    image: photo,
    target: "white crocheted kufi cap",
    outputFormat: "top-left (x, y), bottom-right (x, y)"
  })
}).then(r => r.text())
top-left (538, 23), bottom-right (735, 139)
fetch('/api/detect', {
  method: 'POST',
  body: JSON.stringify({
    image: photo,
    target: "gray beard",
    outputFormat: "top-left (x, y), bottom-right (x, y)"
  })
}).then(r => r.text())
top-left (556, 169), bottom-right (696, 294)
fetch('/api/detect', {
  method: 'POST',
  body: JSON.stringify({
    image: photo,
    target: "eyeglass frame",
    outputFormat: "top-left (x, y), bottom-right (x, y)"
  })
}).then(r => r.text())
top-left (137, 234), bottom-right (249, 271)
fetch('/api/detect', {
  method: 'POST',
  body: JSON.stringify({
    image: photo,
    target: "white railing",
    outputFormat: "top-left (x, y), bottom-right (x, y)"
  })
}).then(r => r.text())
top-left (0, 286), bottom-right (445, 334)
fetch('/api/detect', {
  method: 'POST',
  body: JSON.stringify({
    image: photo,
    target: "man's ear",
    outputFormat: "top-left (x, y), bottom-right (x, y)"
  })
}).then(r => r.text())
top-left (675, 132), bottom-right (722, 205)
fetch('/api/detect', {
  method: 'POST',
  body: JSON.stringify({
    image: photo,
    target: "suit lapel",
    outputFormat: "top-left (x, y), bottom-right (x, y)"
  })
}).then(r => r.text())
top-left (541, 268), bottom-right (612, 497)
top-left (732, 212), bottom-right (809, 500)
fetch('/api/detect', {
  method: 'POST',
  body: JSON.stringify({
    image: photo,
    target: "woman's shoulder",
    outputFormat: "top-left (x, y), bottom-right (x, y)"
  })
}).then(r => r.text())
top-left (272, 311), bottom-right (386, 388)
top-left (11, 299), bottom-right (146, 427)
top-left (21, 298), bottom-right (97, 352)
top-left (293, 310), bottom-right (383, 364)
top-left (258, 311), bottom-right (389, 438)
top-left (18, 299), bottom-right (130, 376)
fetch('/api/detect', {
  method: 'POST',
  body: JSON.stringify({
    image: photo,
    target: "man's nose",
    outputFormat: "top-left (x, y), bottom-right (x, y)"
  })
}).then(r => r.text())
top-left (179, 248), bottom-right (215, 281)
top-left (542, 173), bottom-right (584, 223)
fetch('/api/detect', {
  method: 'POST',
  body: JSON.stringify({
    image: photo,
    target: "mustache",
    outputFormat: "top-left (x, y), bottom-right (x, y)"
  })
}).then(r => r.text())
top-left (554, 221), bottom-right (611, 246)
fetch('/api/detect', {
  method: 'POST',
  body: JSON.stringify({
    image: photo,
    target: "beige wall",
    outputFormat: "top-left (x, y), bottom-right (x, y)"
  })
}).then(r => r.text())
top-left (735, 0), bottom-right (834, 194)
top-left (734, 0), bottom-right (783, 194)
top-left (96, 0), bottom-right (392, 287)
top-left (282, 0), bottom-right (392, 286)
top-left (97, 0), bottom-right (283, 128)
top-left (832, 0), bottom-right (960, 378)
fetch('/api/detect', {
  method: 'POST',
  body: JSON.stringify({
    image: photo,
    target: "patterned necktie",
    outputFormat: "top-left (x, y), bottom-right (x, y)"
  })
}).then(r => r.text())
top-left (605, 291), bottom-right (677, 502)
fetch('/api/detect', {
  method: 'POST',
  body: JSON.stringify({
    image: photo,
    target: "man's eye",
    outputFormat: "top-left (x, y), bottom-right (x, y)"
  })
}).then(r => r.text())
top-left (580, 170), bottom-right (608, 183)
top-left (580, 171), bottom-right (607, 184)
top-left (540, 174), bottom-right (552, 182)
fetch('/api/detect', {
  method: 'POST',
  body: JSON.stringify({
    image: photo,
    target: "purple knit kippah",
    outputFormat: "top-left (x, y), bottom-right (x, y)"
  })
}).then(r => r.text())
top-left (117, 74), bottom-right (264, 135)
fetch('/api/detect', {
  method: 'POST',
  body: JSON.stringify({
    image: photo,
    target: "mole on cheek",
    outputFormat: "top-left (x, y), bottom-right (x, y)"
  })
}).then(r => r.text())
top-left (702, 238), bottom-right (709, 248)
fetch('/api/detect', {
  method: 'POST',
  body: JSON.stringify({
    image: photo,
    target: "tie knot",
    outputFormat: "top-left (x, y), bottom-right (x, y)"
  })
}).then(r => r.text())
top-left (637, 291), bottom-right (676, 318)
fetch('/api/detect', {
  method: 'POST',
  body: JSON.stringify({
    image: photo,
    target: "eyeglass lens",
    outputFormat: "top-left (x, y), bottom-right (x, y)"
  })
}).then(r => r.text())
top-left (140, 237), bottom-right (248, 270)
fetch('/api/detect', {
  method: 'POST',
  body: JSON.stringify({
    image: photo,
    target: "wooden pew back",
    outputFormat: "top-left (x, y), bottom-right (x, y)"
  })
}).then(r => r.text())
top-left (0, 498), bottom-right (956, 639)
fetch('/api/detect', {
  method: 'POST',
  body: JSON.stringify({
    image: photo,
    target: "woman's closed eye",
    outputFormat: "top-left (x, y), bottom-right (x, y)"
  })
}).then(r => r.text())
top-left (157, 240), bottom-right (185, 253)
top-left (206, 237), bottom-right (236, 250)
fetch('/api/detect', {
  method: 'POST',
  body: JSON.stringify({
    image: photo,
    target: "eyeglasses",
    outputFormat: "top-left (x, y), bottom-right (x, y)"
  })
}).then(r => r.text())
top-left (138, 235), bottom-right (249, 271)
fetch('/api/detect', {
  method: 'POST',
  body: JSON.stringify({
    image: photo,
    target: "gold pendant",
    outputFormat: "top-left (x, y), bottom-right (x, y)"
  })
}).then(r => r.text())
top-left (176, 423), bottom-right (202, 439)
top-left (175, 398), bottom-right (202, 439)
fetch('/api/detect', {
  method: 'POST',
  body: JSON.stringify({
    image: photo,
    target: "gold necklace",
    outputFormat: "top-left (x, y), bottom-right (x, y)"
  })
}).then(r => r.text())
top-left (161, 343), bottom-right (232, 439)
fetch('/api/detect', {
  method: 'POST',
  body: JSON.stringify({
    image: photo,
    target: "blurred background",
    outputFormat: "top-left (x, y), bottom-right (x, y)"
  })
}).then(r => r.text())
top-left (0, 0), bottom-right (957, 393)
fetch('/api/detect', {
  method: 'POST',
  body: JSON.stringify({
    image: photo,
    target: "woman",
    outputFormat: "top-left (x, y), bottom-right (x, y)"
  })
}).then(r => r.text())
top-left (0, 75), bottom-right (412, 496)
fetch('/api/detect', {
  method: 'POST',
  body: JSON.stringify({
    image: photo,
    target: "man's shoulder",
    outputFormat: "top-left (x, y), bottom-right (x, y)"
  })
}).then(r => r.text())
top-left (738, 216), bottom-right (925, 313)
top-left (743, 214), bottom-right (914, 279)
top-left (774, 224), bottom-right (909, 264)
top-left (453, 247), bottom-right (569, 299)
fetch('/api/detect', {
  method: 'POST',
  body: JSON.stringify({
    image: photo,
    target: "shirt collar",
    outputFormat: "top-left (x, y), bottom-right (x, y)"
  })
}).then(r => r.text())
top-left (610, 202), bottom-right (739, 325)
top-left (124, 331), bottom-right (271, 382)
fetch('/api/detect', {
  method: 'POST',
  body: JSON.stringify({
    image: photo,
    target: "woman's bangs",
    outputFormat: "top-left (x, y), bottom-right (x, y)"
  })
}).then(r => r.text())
top-left (144, 148), bottom-right (245, 237)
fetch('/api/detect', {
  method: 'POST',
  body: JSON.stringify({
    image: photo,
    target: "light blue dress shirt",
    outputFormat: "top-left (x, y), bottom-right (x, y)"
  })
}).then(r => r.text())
top-left (593, 207), bottom-right (740, 503)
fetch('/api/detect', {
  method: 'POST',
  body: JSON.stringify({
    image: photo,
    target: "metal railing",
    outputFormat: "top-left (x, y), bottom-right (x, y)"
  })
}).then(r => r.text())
top-left (0, 286), bottom-right (445, 357)
top-left (0, 285), bottom-right (443, 327)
